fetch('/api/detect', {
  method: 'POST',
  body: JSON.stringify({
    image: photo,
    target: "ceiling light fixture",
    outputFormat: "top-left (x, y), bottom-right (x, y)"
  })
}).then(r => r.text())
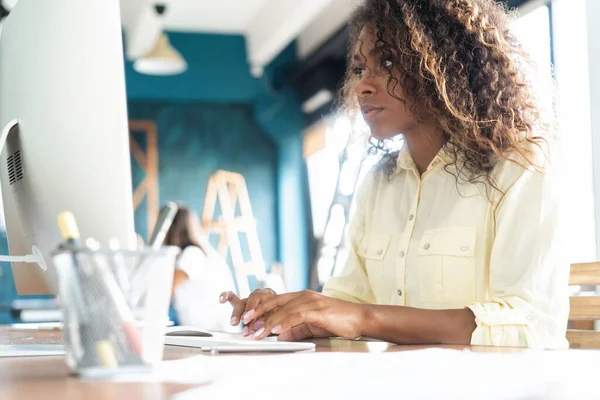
top-left (133, 4), bottom-right (187, 76)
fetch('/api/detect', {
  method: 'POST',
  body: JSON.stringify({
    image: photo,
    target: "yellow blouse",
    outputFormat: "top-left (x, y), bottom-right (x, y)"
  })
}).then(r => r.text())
top-left (323, 145), bottom-right (569, 349)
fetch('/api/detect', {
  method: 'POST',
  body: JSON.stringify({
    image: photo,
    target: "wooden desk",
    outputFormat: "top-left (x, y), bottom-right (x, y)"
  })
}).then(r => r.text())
top-left (0, 326), bottom-right (522, 400)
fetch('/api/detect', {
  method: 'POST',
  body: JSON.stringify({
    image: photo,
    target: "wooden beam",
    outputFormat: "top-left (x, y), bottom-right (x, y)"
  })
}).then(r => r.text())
top-left (567, 329), bottom-right (600, 349)
top-left (128, 120), bottom-right (156, 133)
top-left (570, 262), bottom-right (600, 285)
top-left (568, 320), bottom-right (595, 330)
top-left (129, 138), bottom-right (147, 171)
top-left (146, 123), bottom-right (159, 232)
top-left (129, 120), bottom-right (160, 236)
top-left (569, 296), bottom-right (600, 320)
top-left (132, 178), bottom-right (148, 209)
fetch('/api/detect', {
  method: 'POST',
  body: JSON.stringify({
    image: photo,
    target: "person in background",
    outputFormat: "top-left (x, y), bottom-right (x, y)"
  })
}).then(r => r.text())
top-left (165, 205), bottom-right (238, 332)
top-left (221, 0), bottom-right (569, 348)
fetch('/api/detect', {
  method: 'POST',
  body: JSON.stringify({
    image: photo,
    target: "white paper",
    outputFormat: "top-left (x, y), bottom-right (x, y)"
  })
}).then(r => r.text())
top-left (172, 348), bottom-right (599, 400)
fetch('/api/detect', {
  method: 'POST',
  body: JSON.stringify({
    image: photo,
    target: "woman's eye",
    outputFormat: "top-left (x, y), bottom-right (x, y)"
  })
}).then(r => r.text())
top-left (352, 67), bottom-right (364, 77)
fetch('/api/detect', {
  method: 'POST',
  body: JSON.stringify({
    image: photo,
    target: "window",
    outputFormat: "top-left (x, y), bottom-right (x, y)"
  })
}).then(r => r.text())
top-left (306, 115), bottom-right (401, 286)
top-left (513, 1), bottom-right (596, 262)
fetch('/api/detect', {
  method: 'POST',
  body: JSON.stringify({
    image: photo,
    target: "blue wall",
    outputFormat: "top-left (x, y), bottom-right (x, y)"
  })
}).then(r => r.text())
top-left (127, 102), bottom-right (278, 270)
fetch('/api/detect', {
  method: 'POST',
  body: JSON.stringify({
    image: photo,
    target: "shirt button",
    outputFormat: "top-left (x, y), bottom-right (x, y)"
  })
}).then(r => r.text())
top-left (526, 313), bottom-right (535, 321)
top-left (408, 214), bottom-right (414, 221)
top-left (377, 249), bottom-right (383, 256)
top-left (423, 243), bottom-right (430, 250)
top-left (460, 244), bottom-right (470, 251)
top-left (399, 251), bottom-right (405, 258)
top-left (397, 289), bottom-right (403, 296)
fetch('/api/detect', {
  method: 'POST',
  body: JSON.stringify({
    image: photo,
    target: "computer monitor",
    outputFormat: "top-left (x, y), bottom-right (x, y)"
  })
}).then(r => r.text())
top-left (0, 0), bottom-right (136, 295)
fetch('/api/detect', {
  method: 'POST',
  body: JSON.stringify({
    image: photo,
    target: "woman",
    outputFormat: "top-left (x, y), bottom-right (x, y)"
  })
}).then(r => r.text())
top-left (221, 0), bottom-right (569, 348)
top-left (165, 205), bottom-right (238, 332)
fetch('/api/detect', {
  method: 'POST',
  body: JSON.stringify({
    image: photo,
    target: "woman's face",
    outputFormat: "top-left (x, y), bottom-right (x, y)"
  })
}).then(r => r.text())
top-left (351, 27), bottom-right (418, 140)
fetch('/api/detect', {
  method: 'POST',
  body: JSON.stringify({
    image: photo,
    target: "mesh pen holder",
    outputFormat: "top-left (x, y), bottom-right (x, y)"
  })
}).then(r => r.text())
top-left (52, 246), bottom-right (180, 377)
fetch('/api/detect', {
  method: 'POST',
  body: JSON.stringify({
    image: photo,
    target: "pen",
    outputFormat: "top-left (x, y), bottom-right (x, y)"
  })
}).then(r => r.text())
top-left (90, 254), bottom-right (143, 358)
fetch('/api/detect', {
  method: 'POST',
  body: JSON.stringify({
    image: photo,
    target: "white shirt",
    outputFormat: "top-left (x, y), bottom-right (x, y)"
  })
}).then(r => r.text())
top-left (323, 144), bottom-right (570, 348)
top-left (173, 245), bottom-right (238, 332)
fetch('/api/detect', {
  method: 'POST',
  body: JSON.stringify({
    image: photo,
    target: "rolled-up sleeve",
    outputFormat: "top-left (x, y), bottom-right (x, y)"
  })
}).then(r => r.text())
top-left (322, 175), bottom-right (376, 304)
top-left (467, 167), bottom-right (570, 349)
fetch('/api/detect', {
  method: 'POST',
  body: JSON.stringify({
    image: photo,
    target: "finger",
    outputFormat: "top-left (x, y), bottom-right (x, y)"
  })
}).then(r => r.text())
top-left (252, 319), bottom-right (265, 332)
top-left (252, 298), bottom-right (321, 340)
top-left (244, 319), bottom-right (265, 337)
top-left (220, 291), bottom-right (245, 325)
top-left (222, 292), bottom-right (247, 326)
top-left (245, 289), bottom-right (276, 314)
top-left (241, 319), bottom-right (265, 337)
top-left (218, 291), bottom-right (231, 304)
top-left (241, 291), bottom-right (273, 324)
top-left (247, 291), bottom-right (316, 324)
top-left (220, 291), bottom-right (241, 305)
top-left (231, 303), bottom-right (247, 326)
top-left (254, 307), bottom-right (322, 341)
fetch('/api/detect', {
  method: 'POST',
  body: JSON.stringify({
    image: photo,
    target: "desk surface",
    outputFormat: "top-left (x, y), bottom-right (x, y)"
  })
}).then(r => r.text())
top-left (0, 326), bottom-right (522, 400)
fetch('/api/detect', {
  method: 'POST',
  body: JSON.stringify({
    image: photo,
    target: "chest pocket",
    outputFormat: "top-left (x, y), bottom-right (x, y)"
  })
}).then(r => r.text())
top-left (358, 232), bottom-right (392, 295)
top-left (417, 227), bottom-right (476, 304)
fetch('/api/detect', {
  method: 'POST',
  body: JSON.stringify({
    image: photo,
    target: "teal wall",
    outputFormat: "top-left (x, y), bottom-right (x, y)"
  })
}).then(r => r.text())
top-left (0, 233), bottom-right (15, 323)
top-left (126, 33), bottom-right (262, 103)
top-left (127, 102), bottom-right (278, 271)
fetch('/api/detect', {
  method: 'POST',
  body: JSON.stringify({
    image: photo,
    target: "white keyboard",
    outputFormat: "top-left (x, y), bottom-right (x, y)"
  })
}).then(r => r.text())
top-left (164, 335), bottom-right (315, 353)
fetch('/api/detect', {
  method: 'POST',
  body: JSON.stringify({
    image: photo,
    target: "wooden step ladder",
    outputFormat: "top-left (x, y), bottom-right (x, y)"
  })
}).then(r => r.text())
top-left (201, 170), bottom-right (266, 298)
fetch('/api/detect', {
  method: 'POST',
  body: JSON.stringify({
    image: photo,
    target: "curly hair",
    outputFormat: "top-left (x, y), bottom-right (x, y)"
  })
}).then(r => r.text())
top-left (342, 0), bottom-right (552, 189)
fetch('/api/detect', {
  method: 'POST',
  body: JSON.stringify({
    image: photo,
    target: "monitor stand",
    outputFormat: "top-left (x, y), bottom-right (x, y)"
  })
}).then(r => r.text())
top-left (0, 245), bottom-right (47, 271)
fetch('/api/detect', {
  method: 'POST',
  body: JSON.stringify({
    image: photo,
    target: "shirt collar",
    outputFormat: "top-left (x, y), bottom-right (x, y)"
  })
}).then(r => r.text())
top-left (395, 143), bottom-right (454, 174)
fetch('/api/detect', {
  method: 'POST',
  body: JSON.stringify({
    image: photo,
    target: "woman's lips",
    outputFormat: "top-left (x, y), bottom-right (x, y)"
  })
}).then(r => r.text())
top-left (361, 106), bottom-right (384, 121)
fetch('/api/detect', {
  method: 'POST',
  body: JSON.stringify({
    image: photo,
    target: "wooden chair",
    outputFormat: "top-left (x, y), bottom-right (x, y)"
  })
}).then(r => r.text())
top-left (567, 262), bottom-right (600, 348)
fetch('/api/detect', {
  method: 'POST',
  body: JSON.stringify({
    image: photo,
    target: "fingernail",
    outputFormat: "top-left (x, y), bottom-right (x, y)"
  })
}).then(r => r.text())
top-left (271, 325), bottom-right (282, 334)
top-left (242, 309), bottom-right (254, 323)
top-left (253, 320), bottom-right (264, 330)
top-left (243, 326), bottom-right (249, 336)
top-left (230, 317), bottom-right (238, 326)
top-left (252, 328), bottom-right (265, 340)
top-left (219, 295), bottom-right (226, 303)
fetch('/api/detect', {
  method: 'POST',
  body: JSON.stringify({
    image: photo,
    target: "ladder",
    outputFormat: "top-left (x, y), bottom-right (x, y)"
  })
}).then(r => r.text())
top-left (201, 170), bottom-right (266, 298)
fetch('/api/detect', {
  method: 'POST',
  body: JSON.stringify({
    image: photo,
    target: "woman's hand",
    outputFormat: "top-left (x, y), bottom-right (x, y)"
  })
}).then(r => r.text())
top-left (242, 290), bottom-right (368, 341)
top-left (219, 289), bottom-right (276, 336)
